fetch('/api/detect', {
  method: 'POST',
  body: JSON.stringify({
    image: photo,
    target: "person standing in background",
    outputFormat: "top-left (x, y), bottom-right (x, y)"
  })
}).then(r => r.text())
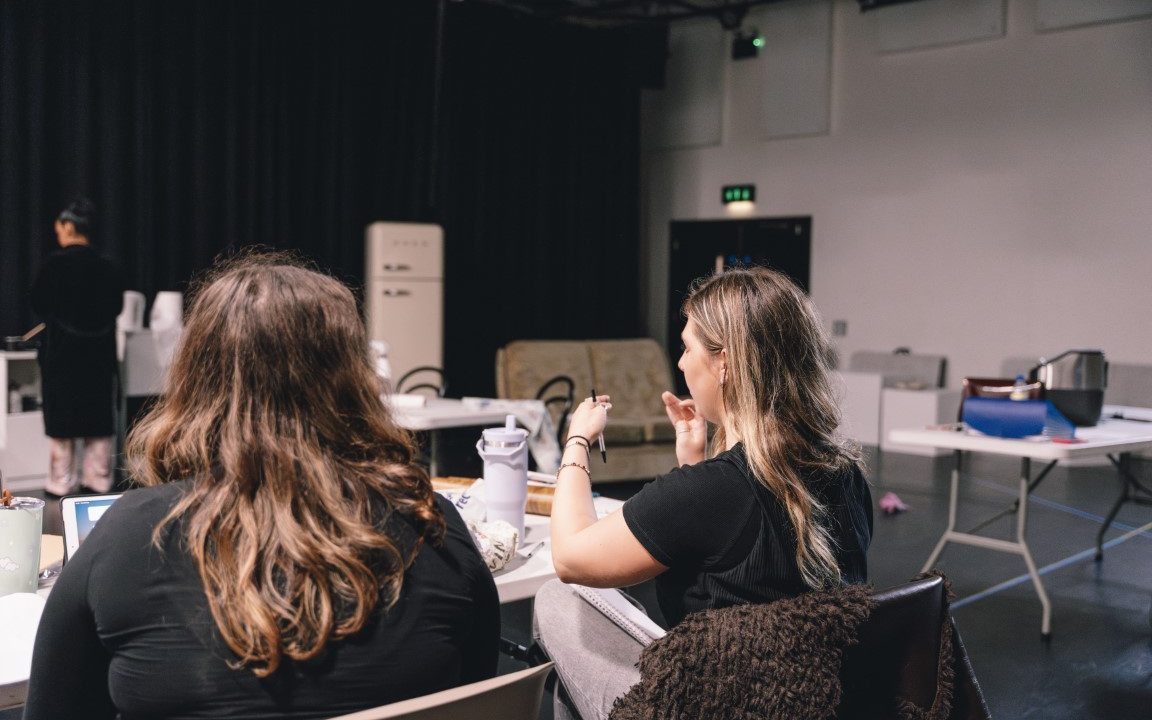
top-left (30, 198), bottom-right (125, 496)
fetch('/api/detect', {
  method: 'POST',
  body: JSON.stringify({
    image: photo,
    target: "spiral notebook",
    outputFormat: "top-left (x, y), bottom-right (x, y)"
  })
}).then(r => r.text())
top-left (572, 585), bottom-right (667, 646)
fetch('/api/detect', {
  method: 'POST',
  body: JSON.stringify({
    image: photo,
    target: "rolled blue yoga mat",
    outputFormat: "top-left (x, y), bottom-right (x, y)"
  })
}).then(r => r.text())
top-left (962, 397), bottom-right (1047, 438)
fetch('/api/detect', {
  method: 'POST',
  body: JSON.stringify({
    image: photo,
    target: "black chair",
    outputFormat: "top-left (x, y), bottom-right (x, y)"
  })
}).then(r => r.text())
top-left (534, 374), bottom-right (575, 447)
top-left (540, 574), bottom-right (990, 720)
top-left (837, 575), bottom-right (991, 720)
top-left (395, 366), bottom-right (446, 398)
top-left (393, 366), bottom-right (446, 474)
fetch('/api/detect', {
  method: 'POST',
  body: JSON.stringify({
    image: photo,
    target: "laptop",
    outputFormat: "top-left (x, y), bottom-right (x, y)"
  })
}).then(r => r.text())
top-left (60, 492), bottom-right (124, 563)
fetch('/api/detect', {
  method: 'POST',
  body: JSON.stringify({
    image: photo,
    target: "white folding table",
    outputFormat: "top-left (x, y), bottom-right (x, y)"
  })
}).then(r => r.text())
top-left (492, 496), bottom-right (621, 604)
top-left (888, 408), bottom-right (1152, 638)
top-left (389, 398), bottom-right (510, 431)
top-left (389, 398), bottom-right (510, 476)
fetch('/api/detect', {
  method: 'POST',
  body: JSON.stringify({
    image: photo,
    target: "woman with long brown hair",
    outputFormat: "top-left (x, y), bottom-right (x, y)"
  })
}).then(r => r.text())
top-left (537, 267), bottom-right (872, 720)
top-left (25, 254), bottom-right (499, 719)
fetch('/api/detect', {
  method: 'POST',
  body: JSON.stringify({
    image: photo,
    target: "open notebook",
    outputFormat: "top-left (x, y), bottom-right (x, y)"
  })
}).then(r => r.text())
top-left (572, 585), bottom-right (666, 646)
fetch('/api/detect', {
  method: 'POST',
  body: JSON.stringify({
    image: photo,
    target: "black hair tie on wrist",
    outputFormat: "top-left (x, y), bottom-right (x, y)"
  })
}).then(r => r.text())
top-left (567, 434), bottom-right (592, 446)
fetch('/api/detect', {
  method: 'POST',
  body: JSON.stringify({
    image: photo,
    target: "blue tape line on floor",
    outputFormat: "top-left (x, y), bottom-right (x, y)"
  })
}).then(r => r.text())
top-left (968, 476), bottom-right (1152, 539)
top-left (952, 524), bottom-right (1152, 609)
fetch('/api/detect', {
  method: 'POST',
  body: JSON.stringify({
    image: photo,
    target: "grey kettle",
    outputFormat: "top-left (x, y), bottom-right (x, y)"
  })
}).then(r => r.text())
top-left (1030, 350), bottom-right (1107, 426)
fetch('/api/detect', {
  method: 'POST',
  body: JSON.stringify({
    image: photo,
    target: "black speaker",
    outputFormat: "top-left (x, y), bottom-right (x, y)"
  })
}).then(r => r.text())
top-left (731, 30), bottom-right (760, 60)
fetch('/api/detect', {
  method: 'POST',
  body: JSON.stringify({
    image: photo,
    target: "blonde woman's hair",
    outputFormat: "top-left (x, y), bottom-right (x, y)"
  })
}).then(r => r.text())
top-left (126, 251), bottom-right (443, 677)
top-left (683, 266), bottom-right (859, 590)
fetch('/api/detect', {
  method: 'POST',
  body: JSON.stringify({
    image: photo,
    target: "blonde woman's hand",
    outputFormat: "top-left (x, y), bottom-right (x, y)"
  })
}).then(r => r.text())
top-left (565, 395), bottom-right (612, 445)
top-left (662, 391), bottom-right (706, 465)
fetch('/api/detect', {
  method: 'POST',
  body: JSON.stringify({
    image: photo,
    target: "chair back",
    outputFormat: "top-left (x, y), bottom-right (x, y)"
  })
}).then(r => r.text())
top-left (837, 576), bottom-right (991, 720)
top-left (325, 662), bottom-right (554, 720)
top-left (395, 366), bottom-right (446, 398)
top-left (847, 350), bottom-right (947, 389)
top-left (1105, 362), bottom-right (1152, 407)
top-left (535, 374), bottom-right (575, 447)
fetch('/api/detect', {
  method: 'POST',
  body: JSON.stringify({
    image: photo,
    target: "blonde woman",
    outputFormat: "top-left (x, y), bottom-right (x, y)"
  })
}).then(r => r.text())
top-left (536, 267), bottom-right (872, 720)
top-left (25, 255), bottom-right (499, 719)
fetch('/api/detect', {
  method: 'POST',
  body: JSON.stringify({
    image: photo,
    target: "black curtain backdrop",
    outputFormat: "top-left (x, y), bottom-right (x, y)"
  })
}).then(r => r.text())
top-left (438, 4), bottom-right (646, 396)
top-left (0, 0), bottom-right (648, 397)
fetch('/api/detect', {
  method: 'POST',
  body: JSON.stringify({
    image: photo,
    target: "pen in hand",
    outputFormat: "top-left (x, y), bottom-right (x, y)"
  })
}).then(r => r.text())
top-left (591, 388), bottom-right (607, 463)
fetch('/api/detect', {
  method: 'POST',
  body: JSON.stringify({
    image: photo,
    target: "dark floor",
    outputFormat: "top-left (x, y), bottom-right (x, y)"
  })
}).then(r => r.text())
top-left (499, 447), bottom-right (1152, 720)
top-left (12, 447), bottom-right (1152, 719)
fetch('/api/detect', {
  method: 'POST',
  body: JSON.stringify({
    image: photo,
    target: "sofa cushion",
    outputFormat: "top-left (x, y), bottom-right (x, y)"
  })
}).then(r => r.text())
top-left (496, 338), bottom-right (681, 478)
top-left (603, 419), bottom-right (646, 445)
top-left (582, 416), bottom-right (675, 446)
top-left (643, 416), bottom-right (677, 443)
top-left (587, 339), bottom-right (674, 418)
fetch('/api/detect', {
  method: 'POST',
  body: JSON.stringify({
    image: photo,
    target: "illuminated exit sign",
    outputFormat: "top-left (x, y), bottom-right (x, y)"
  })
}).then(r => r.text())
top-left (722, 184), bottom-right (756, 204)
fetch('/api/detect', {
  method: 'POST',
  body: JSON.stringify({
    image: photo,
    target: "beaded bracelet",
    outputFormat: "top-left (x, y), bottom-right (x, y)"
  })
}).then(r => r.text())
top-left (565, 438), bottom-right (590, 449)
top-left (565, 439), bottom-right (590, 456)
top-left (557, 460), bottom-right (594, 476)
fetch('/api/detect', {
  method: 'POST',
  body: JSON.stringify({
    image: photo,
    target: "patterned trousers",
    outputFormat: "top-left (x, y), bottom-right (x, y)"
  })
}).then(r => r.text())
top-left (45, 436), bottom-right (113, 495)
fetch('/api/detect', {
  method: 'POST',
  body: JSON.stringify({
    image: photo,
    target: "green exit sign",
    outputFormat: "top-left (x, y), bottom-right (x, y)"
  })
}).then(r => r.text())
top-left (722, 184), bottom-right (756, 203)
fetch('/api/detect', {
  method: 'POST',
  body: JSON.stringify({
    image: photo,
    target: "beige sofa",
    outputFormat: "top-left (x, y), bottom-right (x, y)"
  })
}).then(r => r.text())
top-left (496, 338), bottom-right (679, 483)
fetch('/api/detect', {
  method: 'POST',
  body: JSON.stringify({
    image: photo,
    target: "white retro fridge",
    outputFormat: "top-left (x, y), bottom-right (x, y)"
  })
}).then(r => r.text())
top-left (365, 222), bottom-right (443, 386)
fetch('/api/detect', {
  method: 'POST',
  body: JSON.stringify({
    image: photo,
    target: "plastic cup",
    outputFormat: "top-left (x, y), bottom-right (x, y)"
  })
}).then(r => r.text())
top-left (0, 497), bottom-right (45, 597)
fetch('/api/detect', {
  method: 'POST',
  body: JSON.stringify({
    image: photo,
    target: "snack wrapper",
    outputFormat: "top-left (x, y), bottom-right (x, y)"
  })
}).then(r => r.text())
top-left (436, 478), bottom-right (520, 570)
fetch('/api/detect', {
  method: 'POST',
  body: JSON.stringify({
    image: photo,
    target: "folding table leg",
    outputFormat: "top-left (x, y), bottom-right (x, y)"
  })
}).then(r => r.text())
top-left (1096, 453), bottom-right (1152, 561)
top-left (1015, 458), bottom-right (1051, 640)
top-left (922, 451), bottom-right (961, 573)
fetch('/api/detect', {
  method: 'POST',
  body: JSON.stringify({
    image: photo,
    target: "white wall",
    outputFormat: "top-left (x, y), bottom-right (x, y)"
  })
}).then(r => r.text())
top-left (640, 0), bottom-right (1152, 385)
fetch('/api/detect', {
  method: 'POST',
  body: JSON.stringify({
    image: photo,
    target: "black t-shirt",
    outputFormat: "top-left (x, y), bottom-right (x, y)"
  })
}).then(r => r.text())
top-left (623, 443), bottom-right (873, 627)
top-left (24, 482), bottom-right (500, 720)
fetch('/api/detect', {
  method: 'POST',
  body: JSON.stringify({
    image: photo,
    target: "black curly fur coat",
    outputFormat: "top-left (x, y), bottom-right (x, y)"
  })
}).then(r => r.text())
top-left (608, 583), bottom-right (946, 720)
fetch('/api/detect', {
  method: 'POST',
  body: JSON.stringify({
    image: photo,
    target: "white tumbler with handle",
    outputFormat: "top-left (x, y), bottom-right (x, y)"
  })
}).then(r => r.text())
top-left (476, 414), bottom-right (528, 541)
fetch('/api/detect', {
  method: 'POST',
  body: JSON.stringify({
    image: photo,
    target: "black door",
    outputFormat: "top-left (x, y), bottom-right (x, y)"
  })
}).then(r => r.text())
top-left (667, 217), bottom-right (811, 392)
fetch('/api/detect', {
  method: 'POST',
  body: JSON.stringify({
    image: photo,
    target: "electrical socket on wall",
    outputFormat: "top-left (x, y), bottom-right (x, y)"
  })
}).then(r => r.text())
top-left (832, 320), bottom-right (848, 337)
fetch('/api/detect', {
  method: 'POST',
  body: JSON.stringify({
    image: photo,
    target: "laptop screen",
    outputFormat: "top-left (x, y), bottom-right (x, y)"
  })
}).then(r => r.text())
top-left (60, 493), bottom-right (124, 563)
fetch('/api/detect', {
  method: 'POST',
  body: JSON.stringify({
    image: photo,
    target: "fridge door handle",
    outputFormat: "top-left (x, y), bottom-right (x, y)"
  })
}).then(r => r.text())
top-left (381, 263), bottom-right (412, 272)
top-left (381, 288), bottom-right (412, 297)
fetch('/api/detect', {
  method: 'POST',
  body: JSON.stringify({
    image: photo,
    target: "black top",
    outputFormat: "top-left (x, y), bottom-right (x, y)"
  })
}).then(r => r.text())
top-left (24, 483), bottom-right (500, 720)
top-left (30, 244), bottom-right (125, 437)
top-left (623, 443), bottom-right (873, 627)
